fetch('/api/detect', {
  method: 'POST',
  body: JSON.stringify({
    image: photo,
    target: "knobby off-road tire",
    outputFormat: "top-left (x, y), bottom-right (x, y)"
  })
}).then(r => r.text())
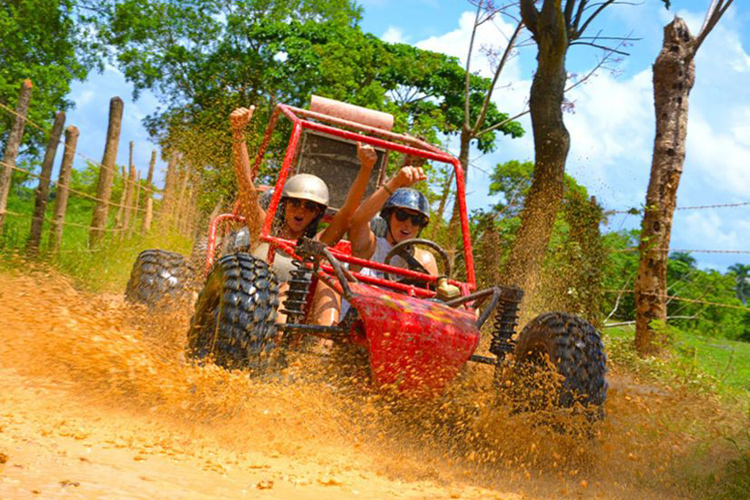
top-left (187, 253), bottom-right (280, 374)
top-left (125, 249), bottom-right (195, 307)
top-left (513, 312), bottom-right (608, 413)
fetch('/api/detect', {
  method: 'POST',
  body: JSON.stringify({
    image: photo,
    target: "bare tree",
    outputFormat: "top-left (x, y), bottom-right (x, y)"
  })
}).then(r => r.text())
top-left (442, 1), bottom-right (526, 258)
top-left (504, 0), bottom-right (639, 316)
top-left (635, 0), bottom-right (734, 355)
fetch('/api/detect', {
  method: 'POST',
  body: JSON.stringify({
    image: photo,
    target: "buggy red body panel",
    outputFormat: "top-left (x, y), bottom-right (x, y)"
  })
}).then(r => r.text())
top-left (346, 282), bottom-right (479, 395)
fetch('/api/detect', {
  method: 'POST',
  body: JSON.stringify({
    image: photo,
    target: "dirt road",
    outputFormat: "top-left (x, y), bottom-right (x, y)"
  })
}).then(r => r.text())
top-left (0, 270), bottom-right (732, 499)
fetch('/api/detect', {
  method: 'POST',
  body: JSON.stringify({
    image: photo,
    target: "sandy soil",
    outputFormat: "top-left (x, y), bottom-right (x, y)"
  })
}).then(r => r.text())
top-left (0, 269), bottom-right (739, 500)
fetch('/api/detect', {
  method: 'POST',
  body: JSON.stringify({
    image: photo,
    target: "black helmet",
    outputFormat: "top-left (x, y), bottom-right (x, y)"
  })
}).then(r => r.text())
top-left (381, 188), bottom-right (430, 224)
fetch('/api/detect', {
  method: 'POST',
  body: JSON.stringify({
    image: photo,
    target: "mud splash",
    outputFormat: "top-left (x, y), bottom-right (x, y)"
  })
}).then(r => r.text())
top-left (0, 269), bottom-right (744, 499)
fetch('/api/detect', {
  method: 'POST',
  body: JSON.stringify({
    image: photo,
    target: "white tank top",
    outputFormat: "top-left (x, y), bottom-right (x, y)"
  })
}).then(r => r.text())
top-left (341, 237), bottom-right (406, 317)
top-left (252, 242), bottom-right (296, 283)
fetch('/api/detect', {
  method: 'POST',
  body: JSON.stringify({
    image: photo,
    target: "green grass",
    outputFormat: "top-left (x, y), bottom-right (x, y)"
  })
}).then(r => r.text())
top-left (1, 188), bottom-right (192, 292)
top-left (603, 325), bottom-right (750, 400)
top-left (675, 334), bottom-right (750, 393)
top-left (603, 326), bottom-right (750, 500)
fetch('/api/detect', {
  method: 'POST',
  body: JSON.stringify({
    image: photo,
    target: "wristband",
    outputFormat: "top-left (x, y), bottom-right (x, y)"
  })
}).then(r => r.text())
top-left (383, 183), bottom-right (394, 196)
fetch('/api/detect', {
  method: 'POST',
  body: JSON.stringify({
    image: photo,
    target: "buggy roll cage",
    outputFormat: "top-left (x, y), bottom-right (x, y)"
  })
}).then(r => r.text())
top-left (207, 102), bottom-right (477, 299)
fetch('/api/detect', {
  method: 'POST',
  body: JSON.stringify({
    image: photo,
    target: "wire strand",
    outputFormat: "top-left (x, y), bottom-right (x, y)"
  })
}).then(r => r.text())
top-left (0, 100), bottom-right (160, 195)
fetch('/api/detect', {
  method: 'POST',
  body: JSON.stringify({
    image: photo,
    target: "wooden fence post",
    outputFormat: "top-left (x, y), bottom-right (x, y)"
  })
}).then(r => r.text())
top-left (49, 125), bottom-right (79, 253)
top-left (114, 165), bottom-right (127, 233)
top-left (128, 171), bottom-right (141, 240)
top-left (186, 175), bottom-right (201, 236)
top-left (141, 150), bottom-right (156, 234)
top-left (0, 79), bottom-right (33, 235)
top-left (89, 97), bottom-right (123, 246)
top-left (158, 151), bottom-right (179, 229)
top-left (26, 111), bottom-right (66, 255)
top-left (180, 182), bottom-right (193, 235)
top-left (121, 160), bottom-right (136, 238)
top-left (175, 164), bottom-right (190, 233)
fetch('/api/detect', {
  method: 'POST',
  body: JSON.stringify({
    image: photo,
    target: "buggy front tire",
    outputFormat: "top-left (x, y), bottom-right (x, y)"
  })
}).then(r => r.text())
top-left (187, 253), bottom-right (280, 373)
top-left (125, 249), bottom-right (194, 307)
top-left (513, 312), bottom-right (608, 413)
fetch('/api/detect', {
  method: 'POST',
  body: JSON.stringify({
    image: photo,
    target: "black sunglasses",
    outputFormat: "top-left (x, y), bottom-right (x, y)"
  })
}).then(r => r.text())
top-left (287, 198), bottom-right (322, 212)
top-left (393, 208), bottom-right (427, 227)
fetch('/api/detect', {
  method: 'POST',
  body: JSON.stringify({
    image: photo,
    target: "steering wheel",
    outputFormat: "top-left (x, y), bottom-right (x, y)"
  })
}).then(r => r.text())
top-left (383, 238), bottom-right (452, 284)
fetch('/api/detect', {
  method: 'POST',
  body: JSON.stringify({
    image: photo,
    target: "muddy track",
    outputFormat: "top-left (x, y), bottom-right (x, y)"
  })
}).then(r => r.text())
top-left (0, 270), bottom-right (736, 499)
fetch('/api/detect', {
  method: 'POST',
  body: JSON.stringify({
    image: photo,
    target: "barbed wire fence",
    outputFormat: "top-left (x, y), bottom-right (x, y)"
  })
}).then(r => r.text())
top-left (0, 79), bottom-right (200, 261)
top-left (598, 181), bottom-right (750, 321)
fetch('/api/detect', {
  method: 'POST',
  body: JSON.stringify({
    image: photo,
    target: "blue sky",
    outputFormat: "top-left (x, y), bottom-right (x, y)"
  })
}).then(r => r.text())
top-left (61, 0), bottom-right (749, 270)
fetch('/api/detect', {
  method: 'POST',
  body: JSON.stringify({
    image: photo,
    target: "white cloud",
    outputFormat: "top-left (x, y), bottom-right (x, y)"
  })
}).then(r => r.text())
top-left (686, 113), bottom-right (750, 198)
top-left (381, 26), bottom-right (408, 44)
top-left (566, 69), bottom-right (654, 171)
top-left (672, 210), bottom-right (742, 251)
top-left (415, 11), bottom-right (523, 82)
top-left (76, 90), bottom-right (95, 107)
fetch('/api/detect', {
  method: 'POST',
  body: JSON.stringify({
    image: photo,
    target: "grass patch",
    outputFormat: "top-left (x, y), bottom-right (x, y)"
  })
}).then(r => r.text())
top-left (1, 188), bottom-right (193, 292)
top-left (604, 325), bottom-right (750, 399)
top-left (604, 326), bottom-right (750, 500)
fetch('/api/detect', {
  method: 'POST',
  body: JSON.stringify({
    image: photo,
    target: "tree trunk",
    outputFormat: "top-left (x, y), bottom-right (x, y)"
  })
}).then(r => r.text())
top-left (0, 79), bottom-right (33, 236)
top-left (430, 168), bottom-right (454, 241)
top-left (445, 131), bottom-right (472, 266)
top-left (503, 0), bottom-right (570, 318)
top-left (49, 126), bottom-right (79, 253)
top-left (90, 97), bottom-right (124, 246)
top-left (635, 18), bottom-right (695, 356)
top-left (26, 111), bottom-right (66, 256)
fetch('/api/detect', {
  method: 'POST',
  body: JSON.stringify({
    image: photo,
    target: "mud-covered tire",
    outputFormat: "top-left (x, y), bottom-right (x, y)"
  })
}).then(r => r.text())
top-left (514, 312), bottom-right (608, 411)
top-left (125, 249), bottom-right (194, 307)
top-left (187, 253), bottom-right (279, 373)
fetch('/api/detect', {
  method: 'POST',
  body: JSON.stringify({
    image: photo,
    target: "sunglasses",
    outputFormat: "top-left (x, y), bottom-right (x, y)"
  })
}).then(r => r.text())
top-left (287, 198), bottom-right (322, 212)
top-left (393, 209), bottom-right (427, 227)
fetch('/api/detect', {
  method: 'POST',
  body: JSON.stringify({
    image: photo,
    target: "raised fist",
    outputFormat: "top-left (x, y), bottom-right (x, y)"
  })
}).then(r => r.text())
top-left (394, 166), bottom-right (427, 188)
top-left (357, 142), bottom-right (377, 170)
top-left (230, 106), bottom-right (255, 134)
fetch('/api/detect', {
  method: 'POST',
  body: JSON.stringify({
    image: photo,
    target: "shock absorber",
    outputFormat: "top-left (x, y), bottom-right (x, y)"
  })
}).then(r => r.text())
top-left (280, 258), bottom-right (315, 324)
top-left (489, 295), bottom-right (521, 362)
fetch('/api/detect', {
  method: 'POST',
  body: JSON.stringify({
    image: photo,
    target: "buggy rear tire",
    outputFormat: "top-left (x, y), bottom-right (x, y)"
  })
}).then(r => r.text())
top-left (125, 249), bottom-right (194, 307)
top-left (187, 253), bottom-right (279, 373)
top-left (514, 312), bottom-right (608, 412)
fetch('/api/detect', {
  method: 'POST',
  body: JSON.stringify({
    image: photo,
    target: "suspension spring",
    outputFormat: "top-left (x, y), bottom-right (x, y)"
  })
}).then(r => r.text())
top-left (280, 258), bottom-right (315, 323)
top-left (489, 297), bottom-right (520, 362)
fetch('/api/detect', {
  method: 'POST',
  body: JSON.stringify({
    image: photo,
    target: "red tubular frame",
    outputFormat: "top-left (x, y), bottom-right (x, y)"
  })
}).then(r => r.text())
top-left (206, 102), bottom-right (477, 294)
top-left (206, 213), bottom-right (246, 276)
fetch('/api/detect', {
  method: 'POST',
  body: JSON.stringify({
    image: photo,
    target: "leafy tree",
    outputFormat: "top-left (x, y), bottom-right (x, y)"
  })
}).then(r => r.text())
top-left (0, 0), bottom-right (100, 154)
top-left (504, 0), bottom-right (671, 316)
top-left (728, 263), bottom-right (750, 305)
top-left (439, 1), bottom-right (526, 258)
top-left (98, 0), bottom-right (523, 210)
top-left (670, 251), bottom-right (698, 269)
top-left (601, 231), bottom-right (750, 342)
top-left (474, 160), bottom-right (606, 324)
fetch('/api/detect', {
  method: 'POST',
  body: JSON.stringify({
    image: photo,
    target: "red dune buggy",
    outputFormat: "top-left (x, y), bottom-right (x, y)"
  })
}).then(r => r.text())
top-left (128, 97), bottom-right (607, 410)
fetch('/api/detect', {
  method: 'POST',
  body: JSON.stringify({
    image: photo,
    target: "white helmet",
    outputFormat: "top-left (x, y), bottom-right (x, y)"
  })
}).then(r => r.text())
top-left (281, 173), bottom-right (329, 207)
